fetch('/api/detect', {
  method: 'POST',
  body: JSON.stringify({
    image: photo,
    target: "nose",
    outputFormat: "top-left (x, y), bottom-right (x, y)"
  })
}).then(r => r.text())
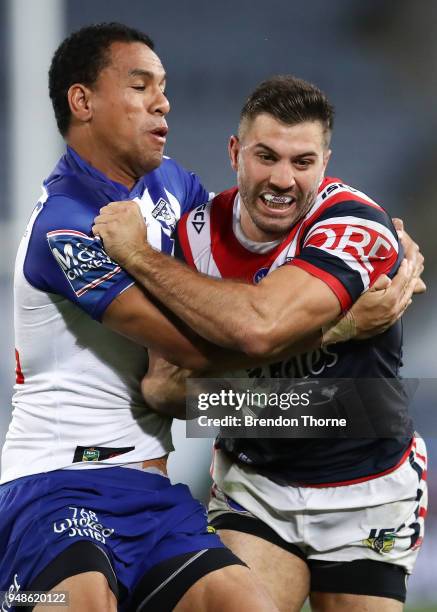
top-left (269, 162), bottom-right (295, 191)
top-left (152, 88), bottom-right (170, 116)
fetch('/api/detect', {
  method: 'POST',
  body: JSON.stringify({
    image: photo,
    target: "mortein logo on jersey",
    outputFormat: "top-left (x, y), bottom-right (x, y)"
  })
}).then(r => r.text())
top-left (47, 230), bottom-right (122, 298)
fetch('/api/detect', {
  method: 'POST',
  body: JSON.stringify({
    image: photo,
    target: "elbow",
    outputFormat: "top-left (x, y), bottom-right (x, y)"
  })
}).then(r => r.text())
top-left (234, 322), bottom-right (283, 360)
top-left (162, 350), bottom-right (208, 372)
top-left (148, 400), bottom-right (186, 420)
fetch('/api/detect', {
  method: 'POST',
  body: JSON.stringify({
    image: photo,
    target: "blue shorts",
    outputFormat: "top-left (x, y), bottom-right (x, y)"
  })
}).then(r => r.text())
top-left (0, 467), bottom-right (239, 610)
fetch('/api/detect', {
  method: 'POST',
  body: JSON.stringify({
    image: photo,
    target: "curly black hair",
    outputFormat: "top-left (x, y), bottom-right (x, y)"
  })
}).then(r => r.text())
top-left (49, 22), bottom-right (154, 136)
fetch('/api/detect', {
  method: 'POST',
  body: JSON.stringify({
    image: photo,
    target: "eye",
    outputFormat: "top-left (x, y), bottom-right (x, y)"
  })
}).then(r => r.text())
top-left (257, 152), bottom-right (275, 162)
top-left (295, 158), bottom-right (312, 168)
top-left (131, 85), bottom-right (146, 91)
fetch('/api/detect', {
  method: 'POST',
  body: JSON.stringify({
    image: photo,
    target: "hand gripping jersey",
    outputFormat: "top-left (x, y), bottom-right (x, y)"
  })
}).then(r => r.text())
top-left (177, 178), bottom-right (414, 485)
top-left (2, 146), bottom-right (210, 483)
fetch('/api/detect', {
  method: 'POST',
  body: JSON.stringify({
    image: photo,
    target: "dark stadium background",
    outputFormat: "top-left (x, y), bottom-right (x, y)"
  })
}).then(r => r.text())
top-left (0, 1), bottom-right (435, 609)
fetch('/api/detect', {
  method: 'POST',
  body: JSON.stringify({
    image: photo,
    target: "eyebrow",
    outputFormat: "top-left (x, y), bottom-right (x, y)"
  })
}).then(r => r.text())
top-left (128, 69), bottom-right (166, 81)
top-left (254, 143), bottom-right (318, 157)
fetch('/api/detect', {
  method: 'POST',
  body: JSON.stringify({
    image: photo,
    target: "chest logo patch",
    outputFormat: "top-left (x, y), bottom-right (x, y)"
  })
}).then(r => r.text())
top-left (253, 267), bottom-right (269, 284)
top-left (152, 198), bottom-right (177, 232)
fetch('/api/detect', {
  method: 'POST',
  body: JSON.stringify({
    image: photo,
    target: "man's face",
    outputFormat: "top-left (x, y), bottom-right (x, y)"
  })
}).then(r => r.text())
top-left (87, 41), bottom-right (169, 178)
top-left (229, 114), bottom-right (331, 242)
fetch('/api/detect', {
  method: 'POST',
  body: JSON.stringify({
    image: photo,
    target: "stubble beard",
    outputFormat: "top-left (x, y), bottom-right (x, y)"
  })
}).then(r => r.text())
top-left (241, 182), bottom-right (319, 241)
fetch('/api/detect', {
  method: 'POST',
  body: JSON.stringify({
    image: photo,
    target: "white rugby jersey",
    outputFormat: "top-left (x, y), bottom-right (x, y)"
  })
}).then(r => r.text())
top-left (2, 146), bottom-right (210, 483)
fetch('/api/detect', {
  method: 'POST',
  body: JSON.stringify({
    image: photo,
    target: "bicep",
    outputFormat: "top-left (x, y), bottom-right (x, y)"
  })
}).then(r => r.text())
top-left (102, 284), bottom-right (210, 367)
top-left (257, 265), bottom-right (342, 350)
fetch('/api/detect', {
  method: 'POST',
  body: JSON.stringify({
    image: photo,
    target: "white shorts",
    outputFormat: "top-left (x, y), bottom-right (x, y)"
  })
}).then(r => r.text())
top-left (208, 436), bottom-right (427, 574)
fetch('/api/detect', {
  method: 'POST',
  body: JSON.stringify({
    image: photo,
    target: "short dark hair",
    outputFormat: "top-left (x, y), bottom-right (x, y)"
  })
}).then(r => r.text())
top-left (240, 75), bottom-right (335, 146)
top-left (49, 22), bottom-right (154, 136)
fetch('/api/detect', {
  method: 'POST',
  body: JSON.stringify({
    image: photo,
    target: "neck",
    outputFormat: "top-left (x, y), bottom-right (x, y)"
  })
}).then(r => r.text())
top-left (67, 135), bottom-right (137, 190)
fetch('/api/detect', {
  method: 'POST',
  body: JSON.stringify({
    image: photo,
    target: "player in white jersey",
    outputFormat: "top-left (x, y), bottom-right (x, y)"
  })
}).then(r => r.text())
top-left (93, 76), bottom-right (426, 611)
top-left (0, 23), bottom-right (290, 612)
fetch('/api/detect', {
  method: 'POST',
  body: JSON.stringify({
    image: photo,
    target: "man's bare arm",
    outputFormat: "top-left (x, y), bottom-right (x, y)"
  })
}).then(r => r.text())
top-left (141, 264), bottom-right (415, 419)
top-left (103, 281), bottom-right (325, 370)
top-left (94, 202), bottom-right (421, 361)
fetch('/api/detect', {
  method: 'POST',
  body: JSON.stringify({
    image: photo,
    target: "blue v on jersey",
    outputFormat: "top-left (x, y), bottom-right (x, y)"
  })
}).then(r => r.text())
top-left (177, 178), bottom-right (414, 486)
top-left (2, 147), bottom-right (210, 483)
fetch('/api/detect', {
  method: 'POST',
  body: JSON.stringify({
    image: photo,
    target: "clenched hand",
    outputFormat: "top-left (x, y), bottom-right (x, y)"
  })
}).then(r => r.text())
top-left (92, 200), bottom-right (149, 269)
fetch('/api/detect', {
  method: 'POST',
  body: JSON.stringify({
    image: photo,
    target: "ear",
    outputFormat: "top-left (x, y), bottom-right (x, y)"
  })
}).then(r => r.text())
top-left (322, 148), bottom-right (332, 174)
top-left (67, 83), bottom-right (94, 125)
top-left (228, 135), bottom-right (240, 172)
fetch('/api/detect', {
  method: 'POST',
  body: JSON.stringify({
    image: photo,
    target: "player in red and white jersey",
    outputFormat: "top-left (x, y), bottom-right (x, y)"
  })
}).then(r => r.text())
top-left (94, 76), bottom-right (427, 611)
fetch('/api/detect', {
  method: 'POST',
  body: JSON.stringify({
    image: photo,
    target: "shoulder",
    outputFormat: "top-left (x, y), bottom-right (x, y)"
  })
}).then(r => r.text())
top-left (303, 177), bottom-right (397, 243)
top-left (24, 187), bottom-right (98, 283)
top-left (33, 193), bottom-right (95, 239)
top-left (176, 187), bottom-right (237, 267)
top-left (315, 177), bottom-right (392, 223)
top-left (180, 186), bottom-right (237, 225)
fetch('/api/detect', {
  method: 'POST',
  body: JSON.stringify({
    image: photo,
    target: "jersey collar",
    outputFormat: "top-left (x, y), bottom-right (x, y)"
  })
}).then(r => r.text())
top-left (233, 193), bottom-right (282, 254)
top-left (66, 145), bottom-right (133, 198)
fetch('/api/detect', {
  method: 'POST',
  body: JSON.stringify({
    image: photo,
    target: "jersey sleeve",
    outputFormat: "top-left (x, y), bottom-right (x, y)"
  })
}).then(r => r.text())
top-left (288, 200), bottom-right (401, 311)
top-left (23, 196), bottom-right (135, 321)
top-left (181, 169), bottom-right (213, 213)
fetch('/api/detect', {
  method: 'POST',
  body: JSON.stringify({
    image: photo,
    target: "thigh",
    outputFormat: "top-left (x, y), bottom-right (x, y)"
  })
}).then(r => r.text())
top-left (219, 529), bottom-right (309, 612)
top-left (310, 592), bottom-right (403, 612)
top-left (308, 558), bottom-right (407, 609)
top-left (129, 545), bottom-right (254, 611)
top-left (34, 572), bottom-right (117, 612)
top-left (208, 481), bottom-right (309, 611)
top-left (304, 440), bottom-right (428, 605)
top-left (174, 563), bottom-right (278, 612)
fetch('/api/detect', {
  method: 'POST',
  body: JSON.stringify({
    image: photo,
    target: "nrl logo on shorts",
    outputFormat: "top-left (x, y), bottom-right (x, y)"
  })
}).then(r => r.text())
top-left (82, 448), bottom-right (100, 462)
top-left (363, 529), bottom-right (396, 554)
top-left (152, 198), bottom-right (177, 232)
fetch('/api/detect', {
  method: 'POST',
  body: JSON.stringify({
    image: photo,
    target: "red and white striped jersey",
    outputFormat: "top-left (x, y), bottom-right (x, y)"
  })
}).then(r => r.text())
top-left (177, 178), bottom-right (399, 309)
top-left (176, 178), bottom-right (411, 485)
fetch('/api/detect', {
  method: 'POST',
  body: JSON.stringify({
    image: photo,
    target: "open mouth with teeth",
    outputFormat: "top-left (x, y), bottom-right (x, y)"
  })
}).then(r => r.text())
top-left (260, 193), bottom-right (296, 211)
